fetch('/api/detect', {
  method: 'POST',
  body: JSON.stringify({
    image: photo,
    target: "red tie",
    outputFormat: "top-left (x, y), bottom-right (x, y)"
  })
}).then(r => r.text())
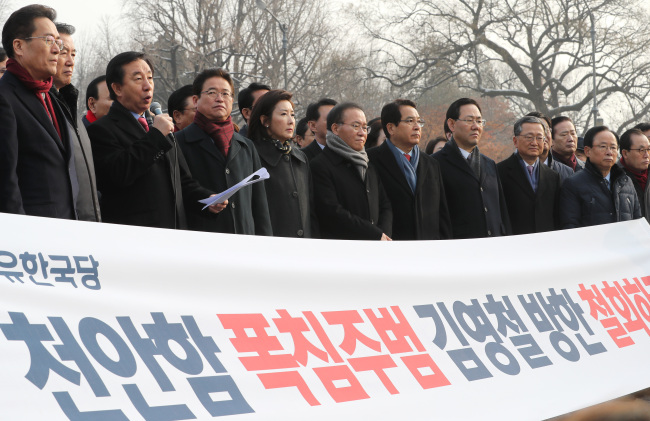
top-left (138, 116), bottom-right (149, 132)
top-left (404, 154), bottom-right (411, 162)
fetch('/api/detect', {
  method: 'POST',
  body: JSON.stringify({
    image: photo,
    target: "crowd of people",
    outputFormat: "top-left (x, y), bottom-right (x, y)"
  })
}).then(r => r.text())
top-left (1, 4), bottom-right (649, 242)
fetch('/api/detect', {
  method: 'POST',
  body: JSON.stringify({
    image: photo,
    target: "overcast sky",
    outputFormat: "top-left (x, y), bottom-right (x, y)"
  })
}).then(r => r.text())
top-left (10, 0), bottom-right (126, 36)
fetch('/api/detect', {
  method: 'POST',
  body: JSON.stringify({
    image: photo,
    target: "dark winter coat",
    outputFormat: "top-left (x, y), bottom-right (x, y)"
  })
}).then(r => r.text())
top-left (176, 123), bottom-right (272, 235)
top-left (560, 159), bottom-right (641, 229)
top-left (497, 153), bottom-right (561, 235)
top-left (367, 141), bottom-right (451, 240)
top-left (432, 141), bottom-right (511, 239)
top-left (311, 146), bottom-right (392, 240)
top-left (253, 138), bottom-right (317, 238)
top-left (88, 101), bottom-right (211, 229)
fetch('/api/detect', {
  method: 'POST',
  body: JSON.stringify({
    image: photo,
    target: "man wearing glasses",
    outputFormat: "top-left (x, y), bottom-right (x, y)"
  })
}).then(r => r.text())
top-left (311, 102), bottom-right (392, 240)
top-left (432, 98), bottom-right (511, 238)
top-left (618, 128), bottom-right (650, 222)
top-left (560, 126), bottom-right (641, 228)
top-left (176, 68), bottom-right (272, 235)
top-left (497, 116), bottom-right (561, 235)
top-left (0, 5), bottom-right (81, 219)
top-left (368, 99), bottom-right (451, 240)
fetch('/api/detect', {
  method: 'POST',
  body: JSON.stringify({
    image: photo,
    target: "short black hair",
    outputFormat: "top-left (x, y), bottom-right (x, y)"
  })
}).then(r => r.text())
top-left (85, 75), bottom-right (107, 110)
top-left (237, 82), bottom-right (271, 115)
top-left (192, 68), bottom-right (235, 97)
top-left (296, 117), bottom-right (309, 137)
top-left (583, 126), bottom-right (618, 149)
top-left (0, 47), bottom-right (6, 62)
top-left (105, 51), bottom-right (154, 101)
top-left (446, 98), bottom-right (481, 122)
top-left (381, 99), bottom-right (417, 138)
top-left (365, 118), bottom-right (383, 149)
top-left (327, 102), bottom-right (363, 132)
top-left (306, 98), bottom-right (337, 122)
top-left (620, 128), bottom-right (645, 152)
top-left (54, 22), bottom-right (75, 36)
top-left (167, 85), bottom-right (193, 123)
top-left (2, 4), bottom-right (57, 59)
top-left (551, 116), bottom-right (573, 139)
top-left (632, 123), bottom-right (650, 133)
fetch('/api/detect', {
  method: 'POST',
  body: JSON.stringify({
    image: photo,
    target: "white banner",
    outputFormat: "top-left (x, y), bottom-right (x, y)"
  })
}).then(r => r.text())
top-left (1, 212), bottom-right (650, 420)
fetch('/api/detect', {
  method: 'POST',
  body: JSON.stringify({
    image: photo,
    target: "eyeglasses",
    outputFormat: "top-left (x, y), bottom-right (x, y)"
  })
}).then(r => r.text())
top-left (518, 135), bottom-right (546, 143)
top-left (400, 118), bottom-right (425, 128)
top-left (592, 145), bottom-right (618, 152)
top-left (200, 90), bottom-right (233, 100)
top-left (22, 35), bottom-right (64, 50)
top-left (629, 148), bottom-right (650, 155)
top-left (338, 122), bottom-right (370, 133)
top-left (455, 118), bottom-right (486, 127)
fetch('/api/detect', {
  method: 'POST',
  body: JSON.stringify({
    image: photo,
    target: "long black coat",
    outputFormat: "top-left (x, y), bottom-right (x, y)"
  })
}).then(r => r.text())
top-left (0, 71), bottom-right (78, 219)
top-left (301, 140), bottom-right (323, 161)
top-left (432, 141), bottom-right (511, 239)
top-left (560, 160), bottom-right (641, 229)
top-left (88, 101), bottom-right (211, 229)
top-left (497, 154), bottom-right (561, 235)
top-left (51, 85), bottom-right (102, 222)
top-left (253, 138), bottom-right (317, 238)
top-left (311, 146), bottom-right (392, 240)
top-left (367, 142), bottom-right (451, 240)
top-left (176, 124), bottom-right (272, 235)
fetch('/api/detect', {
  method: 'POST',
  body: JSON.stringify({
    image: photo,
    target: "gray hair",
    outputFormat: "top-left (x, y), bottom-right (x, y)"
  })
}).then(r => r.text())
top-left (514, 116), bottom-right (546, 137)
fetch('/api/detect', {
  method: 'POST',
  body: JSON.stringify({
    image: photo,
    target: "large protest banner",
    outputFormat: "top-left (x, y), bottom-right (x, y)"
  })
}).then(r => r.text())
top-left (1, 212), bottom-right (650, 420)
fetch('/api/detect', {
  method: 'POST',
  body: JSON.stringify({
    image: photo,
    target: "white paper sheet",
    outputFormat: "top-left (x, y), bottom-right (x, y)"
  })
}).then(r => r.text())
top-left (198, 167), bottom-right (270, 210)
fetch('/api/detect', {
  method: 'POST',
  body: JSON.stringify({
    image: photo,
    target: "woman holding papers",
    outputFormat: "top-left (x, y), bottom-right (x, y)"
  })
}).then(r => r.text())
top-left (248, 90), bottom-right (318, 238)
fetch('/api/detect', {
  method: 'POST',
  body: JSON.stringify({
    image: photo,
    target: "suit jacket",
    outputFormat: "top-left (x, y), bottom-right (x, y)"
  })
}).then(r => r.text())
top-left (51, 85), bottom-right (102, 222)
top-left (176, 123), bottom-right (272, 235)
top-left (497, 153), bottom-right (561, 235)
top-left (367, 142), bottom-right (451, 240)
top-left (88, 101), bottom-right (211, 229)
top-left (311, 146), bottom-right (392, 240)
top-left (301, 140), bottom-right (323, 161)
top-left (432, 141), bottom-right (511, 239)
top-left (0, 71), bottom-right (78, 219)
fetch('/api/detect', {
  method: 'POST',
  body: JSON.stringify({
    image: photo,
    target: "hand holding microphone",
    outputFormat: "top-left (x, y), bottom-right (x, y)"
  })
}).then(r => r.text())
top-left (150, 102), bottom-right (174, 135)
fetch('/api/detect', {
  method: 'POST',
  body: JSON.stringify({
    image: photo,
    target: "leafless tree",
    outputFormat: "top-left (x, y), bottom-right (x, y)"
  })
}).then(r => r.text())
top-left (361, 0), bottom-right (650, 132)
top-left (126, 0), bottom-right (357, 117)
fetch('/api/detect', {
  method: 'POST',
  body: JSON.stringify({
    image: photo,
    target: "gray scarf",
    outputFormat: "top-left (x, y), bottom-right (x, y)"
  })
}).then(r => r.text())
top-left (326, 131), bottom-right (369, 179)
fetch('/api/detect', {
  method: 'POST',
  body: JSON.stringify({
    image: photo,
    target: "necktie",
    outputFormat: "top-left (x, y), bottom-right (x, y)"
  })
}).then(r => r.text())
top-left (404, 154), bottom-right (411, 162)
top-left (138, 116), bottom-right (149, 132)
top-left (527, 165), bottom-right (534, 177)
top-left (604, 179), bottom-right (610, 190)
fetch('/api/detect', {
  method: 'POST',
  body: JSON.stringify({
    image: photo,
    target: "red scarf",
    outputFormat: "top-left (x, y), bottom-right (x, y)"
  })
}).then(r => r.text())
top-left (620, 156), bottom-right (648, 191)
top-left (193, 111), bottom-right (234, 157)
top-left (6, 58), bottom-right (62, 141)
top-left (85, 110), bottom-right (98, 124)
top-left (552, 150), bottom-right (577, 171)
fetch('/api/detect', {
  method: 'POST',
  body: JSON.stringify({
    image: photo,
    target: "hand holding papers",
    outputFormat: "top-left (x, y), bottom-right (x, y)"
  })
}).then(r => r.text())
top-left (199, 167), bottom-right (270, 210)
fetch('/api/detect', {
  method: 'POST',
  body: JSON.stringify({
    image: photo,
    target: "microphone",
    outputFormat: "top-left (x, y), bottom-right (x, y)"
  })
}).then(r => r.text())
top-left (150, 102), bottom-right (163, 116)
